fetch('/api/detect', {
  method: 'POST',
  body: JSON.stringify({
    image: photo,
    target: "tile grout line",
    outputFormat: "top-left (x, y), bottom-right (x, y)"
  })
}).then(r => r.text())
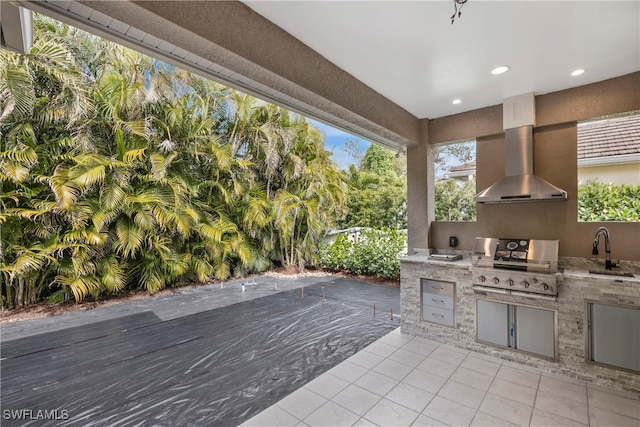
top-left (377, 340), bottom-right (437, 418)
top-left (407, 339), bottom-right (446, 425)
top-left (417, 342), bottom-right (481, 426)
top-left (267, 331), bottom-right (405, 427)
top-left (336, 336), bottom-right (415, 425)
top-left (585, 383), bottom-right (591, 427)
top-left (528, 366), bottom-right (543, 427)
top-left (276, 385), bottom-right (328, 425)
top-left (348, 336), bottom-right (420, 426)
top-left (253, 328), bottom-right (637, 427)
top-left (470, 359), bottom-right (501, 427)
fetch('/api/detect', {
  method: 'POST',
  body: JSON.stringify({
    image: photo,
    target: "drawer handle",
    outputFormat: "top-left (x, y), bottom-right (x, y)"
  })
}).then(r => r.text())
top-left (432, 286), bottom-right (444, 290)
top-left (432, 298), bottom-right (445, 304)
top-left (432, 313), bottom-right (445, 319)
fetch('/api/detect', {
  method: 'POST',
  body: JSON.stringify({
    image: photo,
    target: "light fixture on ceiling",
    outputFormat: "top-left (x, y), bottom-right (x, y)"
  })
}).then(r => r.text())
top-left (491, 65), bottom-right (510, 75)
top-left (571, 69), bottom-right (585, 77)
top-left (451, 0), bottom-right (468, 24)
top-left (452, 99), bottom-right (462, 105)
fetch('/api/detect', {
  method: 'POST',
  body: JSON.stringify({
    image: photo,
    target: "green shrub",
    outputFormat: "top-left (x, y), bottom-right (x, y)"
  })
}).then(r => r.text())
top-left (578, 181), bottom-right (640, 222)
top-left (319, 228), bottom-right (407, 280)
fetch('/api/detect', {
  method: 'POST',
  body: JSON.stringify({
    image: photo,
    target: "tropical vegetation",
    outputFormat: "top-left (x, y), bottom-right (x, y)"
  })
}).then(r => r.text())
top-left (435, 178), bottom-right (477, 221)
top-left (0, 16), bottom-right (346, 307)
top-left (339, 144), bottom-right (407, 229)
top-left (1, 15), bottom-right (489, 309)
top-left (434, 141), bottom-right (477, 221)
top-left (318, 228), bottom-right (407, 280)
top-left (578, 181), bottom-right (640, 222)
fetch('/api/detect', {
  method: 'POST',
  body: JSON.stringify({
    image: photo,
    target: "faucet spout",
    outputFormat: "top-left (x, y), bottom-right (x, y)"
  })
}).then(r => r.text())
top-left (592, 226), bottom-right (615, 270)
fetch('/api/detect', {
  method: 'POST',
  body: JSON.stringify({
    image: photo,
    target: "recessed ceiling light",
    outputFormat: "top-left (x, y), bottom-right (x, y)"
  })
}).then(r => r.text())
top-left (452, 99), bottom-right (462, 105)
top-left (571, 69), bottom-right (585, 77)
top-left (490, 65), bottom-right (510, 75)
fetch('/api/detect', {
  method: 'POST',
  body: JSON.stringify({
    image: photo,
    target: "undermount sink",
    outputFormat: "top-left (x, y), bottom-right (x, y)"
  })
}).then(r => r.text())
top-left (588, 270), bottom-right (635, 277)
top-left (429, 254), bottom-right (463, 261)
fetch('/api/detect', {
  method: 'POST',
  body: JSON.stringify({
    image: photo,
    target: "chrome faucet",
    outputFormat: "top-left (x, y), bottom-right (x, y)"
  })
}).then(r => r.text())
top-left (592, 226), bottom-right (616, 270)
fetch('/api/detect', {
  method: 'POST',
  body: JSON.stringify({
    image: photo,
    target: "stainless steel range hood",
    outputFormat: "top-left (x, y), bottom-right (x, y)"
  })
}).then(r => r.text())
top-left (475, 95), bottom-right (567, 204)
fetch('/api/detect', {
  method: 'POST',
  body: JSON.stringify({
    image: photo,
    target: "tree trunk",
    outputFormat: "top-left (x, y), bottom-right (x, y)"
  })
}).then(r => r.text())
top-left (5, 284), bottom-right (14, 309)
top-left (16, 277), bottom-right (24, 307)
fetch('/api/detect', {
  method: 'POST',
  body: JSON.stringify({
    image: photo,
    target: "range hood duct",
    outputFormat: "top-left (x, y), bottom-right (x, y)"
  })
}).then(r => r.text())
top-left (475, 125), bottom-right (568, 204)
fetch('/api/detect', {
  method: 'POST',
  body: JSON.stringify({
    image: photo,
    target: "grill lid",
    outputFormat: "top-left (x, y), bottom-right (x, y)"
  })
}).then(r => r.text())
top-left (472, 237), bottom-right (559, 273)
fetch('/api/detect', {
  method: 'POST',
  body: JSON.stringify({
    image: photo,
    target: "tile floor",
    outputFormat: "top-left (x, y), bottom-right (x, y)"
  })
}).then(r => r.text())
top-left (242, 328), bottom-right (640, 427)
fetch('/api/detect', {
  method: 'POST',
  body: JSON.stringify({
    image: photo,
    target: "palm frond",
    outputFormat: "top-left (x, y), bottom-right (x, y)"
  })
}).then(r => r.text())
top-left (114, 218), bottom-right (144, 257)
top-left (149, 152), bottom-right (178, 181)
top-left (0, 161), bottom-right (31, 183)
top-left (49, 165), bottom-right (80, 209)
top-left (125, 192), bottom-right (163, 206)
top-left (123, 148), bottom-right (147, 163)
top-left (56, 274), bottom-right (102, 302)
top-left (62, 228), bottom-right (107, 246)
top-left (100, 181), bottom-right (127, 210)
top-left (136, 263), bottom-right (166, 294)
top-left (0, 146), bottom-right (38, 163)
top-left (133, 209), bottom-right (156, 230)
top-left (69, 160), bottom-right (106, 190)
top-left (8, 207), bottom-right (53, 220)
top-left (92, 209), bottom-right (119, 231)
top-left (98, 256), bottom-right (127, 293)
top-left (197, 223), bottom-right (222, 243)
top-left (0, 65), bottom-right (35, 121)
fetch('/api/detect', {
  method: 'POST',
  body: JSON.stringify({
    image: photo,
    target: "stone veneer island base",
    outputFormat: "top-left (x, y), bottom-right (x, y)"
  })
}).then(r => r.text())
top-left (400, 254), bottom-right (640, 394)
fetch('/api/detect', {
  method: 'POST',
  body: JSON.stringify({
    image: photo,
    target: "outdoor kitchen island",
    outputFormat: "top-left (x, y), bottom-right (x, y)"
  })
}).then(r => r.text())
top-left (400, 252), bottom-right (640, 394)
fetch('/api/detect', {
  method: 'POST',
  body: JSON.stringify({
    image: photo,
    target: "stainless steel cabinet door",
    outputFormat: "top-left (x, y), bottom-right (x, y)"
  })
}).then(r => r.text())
top-left (590, 303), bottom-right (640, 372)
top-left (515, 306), bottom-right (555, 358)
top-left (476, 299), bottom-right (509, 347)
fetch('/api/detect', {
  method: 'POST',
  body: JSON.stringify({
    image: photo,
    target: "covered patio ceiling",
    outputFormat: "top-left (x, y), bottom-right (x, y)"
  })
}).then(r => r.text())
top-left (8, 1), bottom-right (640, 150)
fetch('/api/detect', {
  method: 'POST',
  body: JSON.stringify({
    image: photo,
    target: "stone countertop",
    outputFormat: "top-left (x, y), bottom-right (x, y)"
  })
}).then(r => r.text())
top-left (559, 257), bottom-right (640, 283)
top-left (400, 254), bottom-right (640, 283)
top-left (560, 269), bottom-right (640, 283)
top-left (400, 254), bottom-right (471, 268)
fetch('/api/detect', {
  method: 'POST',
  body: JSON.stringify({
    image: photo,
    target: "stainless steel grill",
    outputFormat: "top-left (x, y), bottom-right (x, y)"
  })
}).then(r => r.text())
top-left (471, 237), bottom-right (560, 298)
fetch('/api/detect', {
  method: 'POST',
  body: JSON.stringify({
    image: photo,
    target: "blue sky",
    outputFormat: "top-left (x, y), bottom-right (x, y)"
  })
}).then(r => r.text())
top-left (307, 118), bottom-right (475, 176)
top-left (308, 119), bottom-right (371, 169)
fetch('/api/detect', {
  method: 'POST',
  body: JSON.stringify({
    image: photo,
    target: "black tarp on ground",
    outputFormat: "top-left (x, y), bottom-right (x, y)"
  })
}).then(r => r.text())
top-left (1, 278), bottom-right (400, 426)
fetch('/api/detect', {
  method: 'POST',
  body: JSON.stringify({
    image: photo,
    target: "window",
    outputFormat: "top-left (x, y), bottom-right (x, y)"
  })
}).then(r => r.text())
top-left (434, 140), bottom-right (476, 221)
top-left (577, 112), bottom-right (640, 222)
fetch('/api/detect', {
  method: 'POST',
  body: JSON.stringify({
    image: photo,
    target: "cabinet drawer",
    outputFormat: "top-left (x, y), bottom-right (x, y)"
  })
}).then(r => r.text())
top-left (423, 306), bottom-right (455, 327)
top-left (423, 294), bottom-right (454, 310)
top-left (421, 279), bottom-right (454, 297)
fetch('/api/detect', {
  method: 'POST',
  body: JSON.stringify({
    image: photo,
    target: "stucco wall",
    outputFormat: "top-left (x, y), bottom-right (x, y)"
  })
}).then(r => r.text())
top-left (578, 163), bottom-right (640, 186)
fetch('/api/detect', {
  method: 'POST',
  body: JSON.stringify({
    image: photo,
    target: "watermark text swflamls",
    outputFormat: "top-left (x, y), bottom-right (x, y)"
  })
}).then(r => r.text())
top-left (3, 409), bottom-right (69, 421)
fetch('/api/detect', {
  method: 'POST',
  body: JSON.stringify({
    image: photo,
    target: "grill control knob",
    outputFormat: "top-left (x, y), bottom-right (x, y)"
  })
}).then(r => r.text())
top-left (492, 277), bottom-right (500, 284)
top-left (521, 281), bottom-right (530, 288)
top-left (532, 278), bottom-right (539, 284)
top-left (542, 283), bottom-right (549, 291)
top-left (479, 275), bottom-right (486, 283)
top-left (506, 279), bottom-right (514, 286)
